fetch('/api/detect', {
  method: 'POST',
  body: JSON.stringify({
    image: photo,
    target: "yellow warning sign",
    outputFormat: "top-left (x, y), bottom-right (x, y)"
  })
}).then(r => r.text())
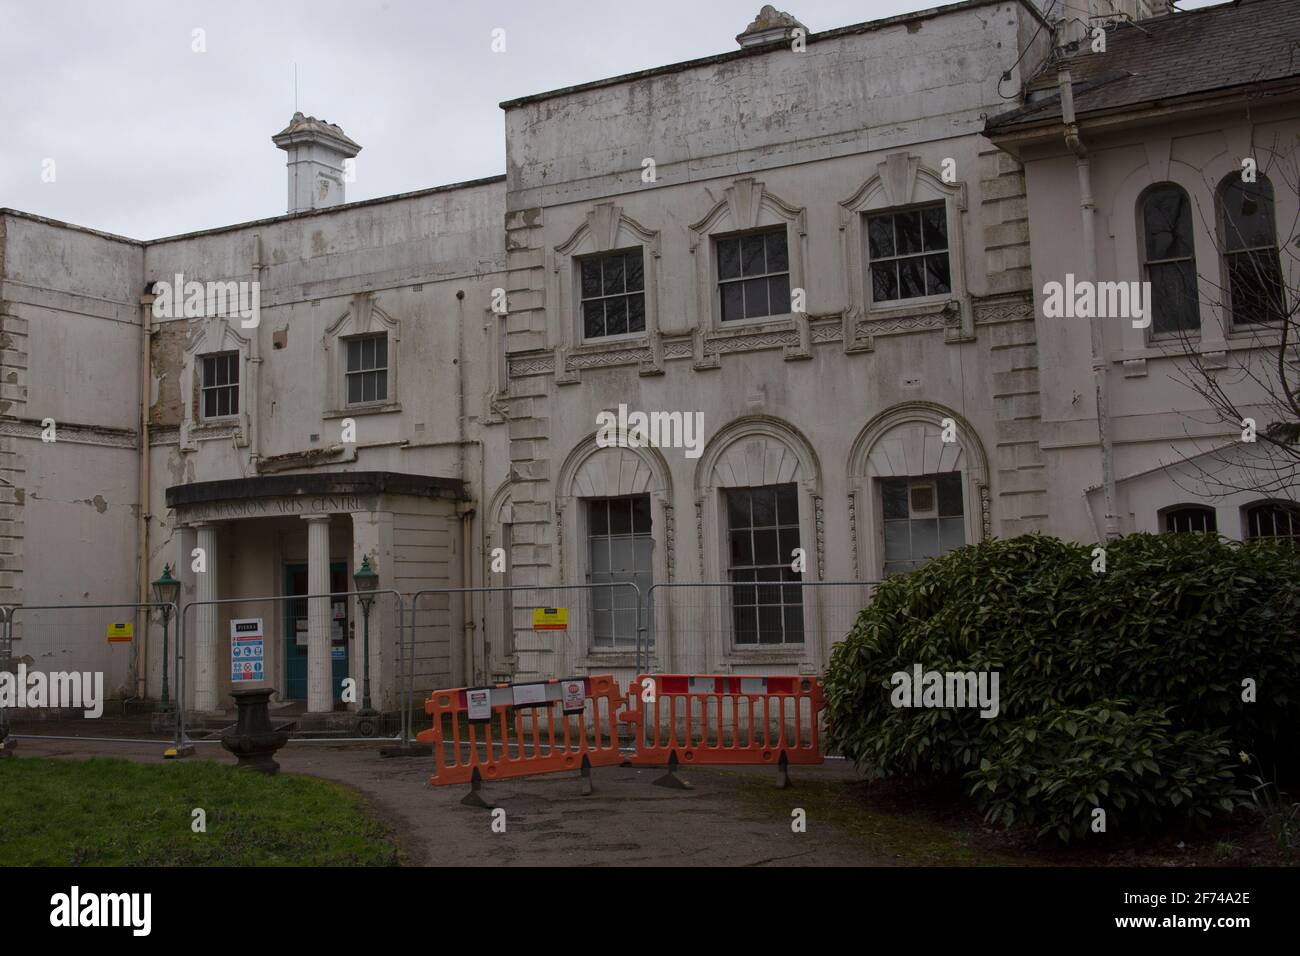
top-left (106, 622), bottom-right (134, 643)
top-left (532, 607), bottom-right (569, 631)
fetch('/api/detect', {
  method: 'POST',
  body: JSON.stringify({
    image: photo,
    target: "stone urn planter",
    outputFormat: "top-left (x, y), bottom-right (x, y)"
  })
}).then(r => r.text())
top-left (220, 687), bottom-right (290, 775)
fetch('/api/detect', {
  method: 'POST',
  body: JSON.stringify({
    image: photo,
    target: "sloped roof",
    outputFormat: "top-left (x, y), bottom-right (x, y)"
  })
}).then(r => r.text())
top-left (987, 0), bottom-right (1300, 134)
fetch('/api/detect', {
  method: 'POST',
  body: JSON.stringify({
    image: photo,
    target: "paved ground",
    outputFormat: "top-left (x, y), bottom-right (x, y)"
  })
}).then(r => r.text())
top-left (13, 737), bottom-right (889, 866)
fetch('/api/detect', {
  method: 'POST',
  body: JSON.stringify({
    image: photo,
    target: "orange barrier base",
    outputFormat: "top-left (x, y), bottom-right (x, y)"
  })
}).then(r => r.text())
top-left (620, 674), bottom-right (825, 767)
top-left (419, 674), bottom-right (625, 787)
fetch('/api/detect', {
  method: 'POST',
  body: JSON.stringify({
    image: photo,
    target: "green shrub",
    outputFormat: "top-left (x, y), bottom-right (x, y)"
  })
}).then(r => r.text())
top-left (968, 703), bottom-right (1243, 842)
top-left (825, 532), bottom-right (1300, 841)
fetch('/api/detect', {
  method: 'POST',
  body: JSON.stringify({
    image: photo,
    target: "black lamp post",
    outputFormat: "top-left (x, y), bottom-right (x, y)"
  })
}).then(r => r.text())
top-left (352, 555), bottom-right (379, 714)
top-left (152, 563), bottom-right (181, 708)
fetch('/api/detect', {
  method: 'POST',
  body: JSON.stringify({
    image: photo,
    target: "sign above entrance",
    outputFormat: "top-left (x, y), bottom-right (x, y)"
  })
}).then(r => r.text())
top-left (174, 494), bottom-right (378, 524)
top-left (532, 607), bottom-right (568, 631)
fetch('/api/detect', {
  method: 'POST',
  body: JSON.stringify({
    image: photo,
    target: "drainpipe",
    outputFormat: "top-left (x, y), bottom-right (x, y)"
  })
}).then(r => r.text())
top-left (248, 235), bottom-right (263, 471)
top-left (136, 288), bottom-right (155, 698)
top-left (456, 290), bottom-right (476, 685)
top-left (1058, 65), bottom-right (1120, 540)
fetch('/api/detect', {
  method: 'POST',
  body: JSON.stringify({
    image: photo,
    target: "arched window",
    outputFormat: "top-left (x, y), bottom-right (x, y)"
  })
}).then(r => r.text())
top-left (1219, 174), bottom-right (1285, 327)
top-left (1244, 501), bottom-right (1300, 543)
top-left (1161, 505), bottom-right (1216, 534)
top-left (1141, 184), bottom-right (1199, 335)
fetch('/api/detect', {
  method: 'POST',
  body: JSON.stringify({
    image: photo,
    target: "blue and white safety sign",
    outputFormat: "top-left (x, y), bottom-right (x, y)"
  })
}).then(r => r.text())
top-left (230, 618), bottom-right (264, 682)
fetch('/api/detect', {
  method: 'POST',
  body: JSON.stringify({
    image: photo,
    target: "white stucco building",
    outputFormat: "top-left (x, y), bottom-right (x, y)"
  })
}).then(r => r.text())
top-left (1, 0), bottom-right (1294, 719)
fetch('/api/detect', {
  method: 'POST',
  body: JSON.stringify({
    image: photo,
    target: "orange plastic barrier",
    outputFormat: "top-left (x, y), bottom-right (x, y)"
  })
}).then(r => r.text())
top-left (620, 673), bottom-right (825, 767)
top-left (418, 674), bottom-right (625, 787)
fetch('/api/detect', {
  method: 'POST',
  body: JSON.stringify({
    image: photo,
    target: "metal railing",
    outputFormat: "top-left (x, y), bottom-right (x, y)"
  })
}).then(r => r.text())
top-left (177, 589), bottom-right (405, 749)
top-left (0, 579), bottom-right (881, 753)
top-left (643, 581), bottom-right (880, 674)
top-left (404, 583), bottom-right (644, 746)
top-left (0, 601), bottom-right (180, 745)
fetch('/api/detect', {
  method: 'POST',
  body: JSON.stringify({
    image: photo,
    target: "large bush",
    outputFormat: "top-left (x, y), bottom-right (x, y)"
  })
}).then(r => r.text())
top-left (825, 533), bottom-right (1300, 841)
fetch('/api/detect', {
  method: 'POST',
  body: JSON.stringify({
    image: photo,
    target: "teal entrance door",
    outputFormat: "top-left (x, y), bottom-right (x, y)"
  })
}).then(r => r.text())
top-left (284, 562), bottom-right (350, 704)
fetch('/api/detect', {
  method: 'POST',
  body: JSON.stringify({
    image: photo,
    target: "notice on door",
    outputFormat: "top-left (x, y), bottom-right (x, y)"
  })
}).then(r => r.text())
top-left (532, 607), bottom-right (568, 631)
top-left (231, 618), bottom-right (265, 683)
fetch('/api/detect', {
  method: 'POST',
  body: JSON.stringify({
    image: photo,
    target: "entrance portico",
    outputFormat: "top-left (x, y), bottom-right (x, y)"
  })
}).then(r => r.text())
top-left (165, 471), bottom-right (465, 714)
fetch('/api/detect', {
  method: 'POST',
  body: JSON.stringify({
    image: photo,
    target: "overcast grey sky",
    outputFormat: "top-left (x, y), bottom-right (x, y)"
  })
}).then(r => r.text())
top-left (0, 0), bottom-right (1223, 240)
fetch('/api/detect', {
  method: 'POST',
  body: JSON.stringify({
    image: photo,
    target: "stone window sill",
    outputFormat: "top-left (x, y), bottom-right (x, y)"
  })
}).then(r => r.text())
top-left (323, 403), bottom-right (401, 420)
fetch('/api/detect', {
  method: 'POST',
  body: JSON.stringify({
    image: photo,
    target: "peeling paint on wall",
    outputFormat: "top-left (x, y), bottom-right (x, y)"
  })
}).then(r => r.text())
top-left (149, 322), bottom-right (186, 425)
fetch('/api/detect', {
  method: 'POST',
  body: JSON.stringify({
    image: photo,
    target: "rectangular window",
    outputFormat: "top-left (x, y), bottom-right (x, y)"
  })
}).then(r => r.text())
top-left (726, 484), bottom-right (803, 645)
top-left (345, 334), bottom-right (388, 405)
top-left (716, 227), bottom-right (790, 322)
top-left (588, 495), bottom-right (653, 648)
top-left (580, 249), bottom-right (646, 339)
top-left (881, 472), bottom-right (964, 577)
top-left (200, 352), bottom-right (239, 419)
top-left (867, 203), bottom-right (950, 304)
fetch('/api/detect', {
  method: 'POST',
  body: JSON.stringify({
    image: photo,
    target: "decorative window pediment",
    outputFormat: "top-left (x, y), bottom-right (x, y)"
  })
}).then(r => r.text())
top-left (180, 314), bottom-right (251, 450)
top-left (688, 179), bottom-right (809, 354)
top-left (323, 293), bottom-right (401, 414)
top-left (549, 202), bottom-right (663, 379)
top-left (839, 154), bottom-right (972, 348)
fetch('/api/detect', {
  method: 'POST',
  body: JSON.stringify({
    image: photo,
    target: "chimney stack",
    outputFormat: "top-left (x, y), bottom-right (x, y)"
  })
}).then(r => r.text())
top-left (736, 5), bottom-right (806, 48)
top-left (271, 112), bottom-right (362, 215)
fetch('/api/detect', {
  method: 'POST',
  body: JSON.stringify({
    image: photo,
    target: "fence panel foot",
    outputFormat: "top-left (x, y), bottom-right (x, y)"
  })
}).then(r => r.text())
top-left (776, 750), bottom-right (791, 789)
top-left (460, 767), bottom-right (496, 809)
top-left (652, 750), bottom-right (693, 790)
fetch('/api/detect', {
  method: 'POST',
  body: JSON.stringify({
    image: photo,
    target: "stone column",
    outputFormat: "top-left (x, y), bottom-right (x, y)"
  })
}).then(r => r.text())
top-left (193, 523), bottom-right (219, 712)
top-left (303, 514), bottom-right (333, 713)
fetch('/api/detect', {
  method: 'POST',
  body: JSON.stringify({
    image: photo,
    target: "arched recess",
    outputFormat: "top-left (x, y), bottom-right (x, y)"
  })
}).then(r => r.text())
top-left (554, 435), bottom-right (674, 671)
top-left (838, 153), bottom-right (973, 347)
top-left (847, 402), bottom-right (990, 579)
top-left (692, 416), bottom-right (825, 669)
top-left (179, 314), bottom-right (252, 451)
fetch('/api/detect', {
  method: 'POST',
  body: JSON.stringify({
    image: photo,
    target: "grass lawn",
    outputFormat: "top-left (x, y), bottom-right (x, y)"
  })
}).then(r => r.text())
top-left (0, 757), bottom-right (401, 866)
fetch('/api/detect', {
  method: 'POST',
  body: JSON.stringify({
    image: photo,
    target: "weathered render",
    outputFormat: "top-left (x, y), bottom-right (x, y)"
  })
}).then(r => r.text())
top-left (1, 0), bottom-right (1293, 717)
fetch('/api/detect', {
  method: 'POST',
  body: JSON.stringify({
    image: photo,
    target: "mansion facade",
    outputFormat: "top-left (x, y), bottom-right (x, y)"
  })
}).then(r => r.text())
top-left (1, 0), bottom-right (1296, 715)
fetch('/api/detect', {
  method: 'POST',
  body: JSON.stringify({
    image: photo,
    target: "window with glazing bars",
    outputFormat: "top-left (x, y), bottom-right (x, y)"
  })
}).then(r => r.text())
top-left (580, 249), bottom-right (646, 339)
top-left (726, 484), bottom-right (803, 645)
top-left (201, 352), bottom-right (238, 419)
top-left (588, 495), bottom-right (652, 647)
top-left (867, 203), bottom-right (950, 304)
top-left (717, 228), bottom-right (790, 322)
top-left (345, 334), bottom-right (388, 405)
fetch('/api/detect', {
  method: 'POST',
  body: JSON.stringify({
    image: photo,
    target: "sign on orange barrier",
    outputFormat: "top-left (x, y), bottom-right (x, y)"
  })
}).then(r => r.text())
top-left (418, 674), bottom-right (625, 804)
top-left (619, 673), bottom-right (826, 787)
